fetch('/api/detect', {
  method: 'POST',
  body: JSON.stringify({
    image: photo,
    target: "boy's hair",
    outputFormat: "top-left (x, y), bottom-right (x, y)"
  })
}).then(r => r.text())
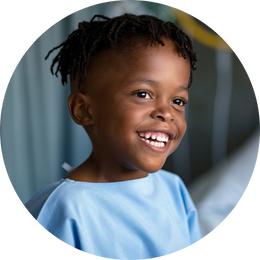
top-left (45, 13), bottom-right (197, 89)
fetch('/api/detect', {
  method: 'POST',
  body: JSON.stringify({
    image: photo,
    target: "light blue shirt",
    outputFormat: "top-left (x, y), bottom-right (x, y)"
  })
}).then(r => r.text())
top-left (25, 169), bottom-right (201, 259)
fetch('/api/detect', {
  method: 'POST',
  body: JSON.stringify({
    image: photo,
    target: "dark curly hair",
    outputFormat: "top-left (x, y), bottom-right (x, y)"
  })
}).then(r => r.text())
top-left (45, 13), bottom-right (197, 89)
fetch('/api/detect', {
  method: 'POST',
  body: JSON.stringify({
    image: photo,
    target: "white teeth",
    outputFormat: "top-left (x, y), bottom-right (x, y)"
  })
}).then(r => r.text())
top-left (161, 136), bottom-right (169, 142)
top-left (156, 136), bottom-right (169, 142)
top-left (156, 136), bottom-right (162, 141)
top-left (145, 133), bottom-right (151, 139)
top-left (142, 138), bottom-right (165, 148)
top-left (139, 133), bottom-right (168, 140)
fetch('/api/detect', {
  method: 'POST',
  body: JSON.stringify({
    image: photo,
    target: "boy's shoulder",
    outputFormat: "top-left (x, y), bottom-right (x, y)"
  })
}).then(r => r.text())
top-left (37, 178), bottom-right (93, 209)
top-left (25, 179), bottom-right (64, 219)
top-left (25, 179), bottom-right (86, 219)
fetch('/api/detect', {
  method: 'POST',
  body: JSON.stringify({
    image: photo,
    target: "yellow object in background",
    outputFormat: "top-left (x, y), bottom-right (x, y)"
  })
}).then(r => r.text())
top-left (173, 8), bottom-right (231, 51)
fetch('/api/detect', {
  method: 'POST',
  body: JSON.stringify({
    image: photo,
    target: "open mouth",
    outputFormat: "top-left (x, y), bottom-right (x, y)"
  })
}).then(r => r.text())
top-left (138, 134), bottom-right (170, 152)
top-left (137, 132), bottom-right (170, 148)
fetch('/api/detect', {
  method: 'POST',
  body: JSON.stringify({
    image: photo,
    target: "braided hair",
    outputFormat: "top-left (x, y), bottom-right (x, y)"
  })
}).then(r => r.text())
top-left (45, 13), bottom-right (197, 89)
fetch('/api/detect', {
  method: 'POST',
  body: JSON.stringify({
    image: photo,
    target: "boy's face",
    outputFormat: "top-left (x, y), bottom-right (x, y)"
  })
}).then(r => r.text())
top-left (79, 39), bottom-right (190, 180)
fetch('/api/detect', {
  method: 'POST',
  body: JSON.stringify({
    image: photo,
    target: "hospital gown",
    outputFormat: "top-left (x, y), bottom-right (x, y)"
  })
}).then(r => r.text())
top-left (25, 169), bottom-right (201, 259)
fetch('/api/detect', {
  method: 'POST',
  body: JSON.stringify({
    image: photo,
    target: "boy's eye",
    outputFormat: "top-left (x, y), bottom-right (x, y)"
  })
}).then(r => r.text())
top-left (135, 91), bottom-right (187, 107)
top-left (135, 91), bottom-right (148, 98)
top-left (173, 99), bottom-right (187, 107)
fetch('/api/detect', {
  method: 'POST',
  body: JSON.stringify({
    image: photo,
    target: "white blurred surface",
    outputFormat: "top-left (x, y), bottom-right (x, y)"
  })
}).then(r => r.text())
top-left (188, 130), bottom-right (259, 237)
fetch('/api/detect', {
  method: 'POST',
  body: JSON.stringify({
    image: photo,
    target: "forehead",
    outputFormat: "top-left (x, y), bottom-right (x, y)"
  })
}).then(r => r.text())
top-left (71, 39), bottom-right (190, 93)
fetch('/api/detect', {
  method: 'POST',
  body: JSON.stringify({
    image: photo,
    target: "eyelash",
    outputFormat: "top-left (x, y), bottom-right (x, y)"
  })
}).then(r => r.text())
top-left (135, 91), bottom-right (188, 107)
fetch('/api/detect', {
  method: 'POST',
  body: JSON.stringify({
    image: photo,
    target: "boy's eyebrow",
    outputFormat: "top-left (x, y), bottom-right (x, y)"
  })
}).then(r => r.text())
top-left (125, 77), bottom-right (189, 92)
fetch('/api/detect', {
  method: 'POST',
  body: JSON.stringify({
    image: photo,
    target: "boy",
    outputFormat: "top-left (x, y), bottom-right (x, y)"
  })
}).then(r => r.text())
top-left (25, 14), bottom-right (201, 259)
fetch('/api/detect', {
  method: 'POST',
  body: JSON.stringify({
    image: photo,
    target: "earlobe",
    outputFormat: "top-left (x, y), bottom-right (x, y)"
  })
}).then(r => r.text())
top-left (68, 92), bottom-right (94, 126)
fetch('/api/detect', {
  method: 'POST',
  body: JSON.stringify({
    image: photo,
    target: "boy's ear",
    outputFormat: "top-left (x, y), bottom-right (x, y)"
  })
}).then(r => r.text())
top-left (68, 92), bottom-right (94, 126)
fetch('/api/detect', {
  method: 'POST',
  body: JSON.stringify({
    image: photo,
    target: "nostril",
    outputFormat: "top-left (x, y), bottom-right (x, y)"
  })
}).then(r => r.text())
top-left (157, 116), bottom-right (165, 121)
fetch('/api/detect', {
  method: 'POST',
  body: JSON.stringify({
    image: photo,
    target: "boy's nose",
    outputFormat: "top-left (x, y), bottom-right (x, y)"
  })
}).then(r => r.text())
top-left (156, 115), bottom-right (174, 122)
top-left (152, 106), bottom-right (174, 122)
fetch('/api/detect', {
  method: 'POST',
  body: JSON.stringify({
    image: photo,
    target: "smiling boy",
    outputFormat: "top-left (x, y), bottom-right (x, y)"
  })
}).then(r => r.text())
top-left (65, 37), bottom-right (190, 182)
top-left (25, 14), bottom-right (201, 259)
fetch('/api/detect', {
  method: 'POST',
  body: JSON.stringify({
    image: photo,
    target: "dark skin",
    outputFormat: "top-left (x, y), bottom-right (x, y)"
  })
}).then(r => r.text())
top-left (64, 39), bottom-right (190, 183)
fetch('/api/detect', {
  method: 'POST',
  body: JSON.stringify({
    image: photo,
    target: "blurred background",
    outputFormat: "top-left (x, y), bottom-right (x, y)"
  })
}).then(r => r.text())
top-left (0, 1), bottom-right (259, 238)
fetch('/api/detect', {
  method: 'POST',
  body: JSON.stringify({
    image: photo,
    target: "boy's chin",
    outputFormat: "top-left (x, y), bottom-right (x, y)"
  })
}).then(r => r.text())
top-left (139, 161), bottom-right (167, 174)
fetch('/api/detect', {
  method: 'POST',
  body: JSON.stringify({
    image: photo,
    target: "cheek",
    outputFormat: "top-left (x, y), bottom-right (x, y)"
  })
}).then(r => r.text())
top-left (114, 103), bottom-right (147, 123)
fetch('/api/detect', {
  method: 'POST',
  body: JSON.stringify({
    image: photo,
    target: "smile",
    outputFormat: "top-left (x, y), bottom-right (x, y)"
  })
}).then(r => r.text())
top-left (137, 134), bottom-right (170, 153)
top-left (137, 131), bottom-right (170, 148)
